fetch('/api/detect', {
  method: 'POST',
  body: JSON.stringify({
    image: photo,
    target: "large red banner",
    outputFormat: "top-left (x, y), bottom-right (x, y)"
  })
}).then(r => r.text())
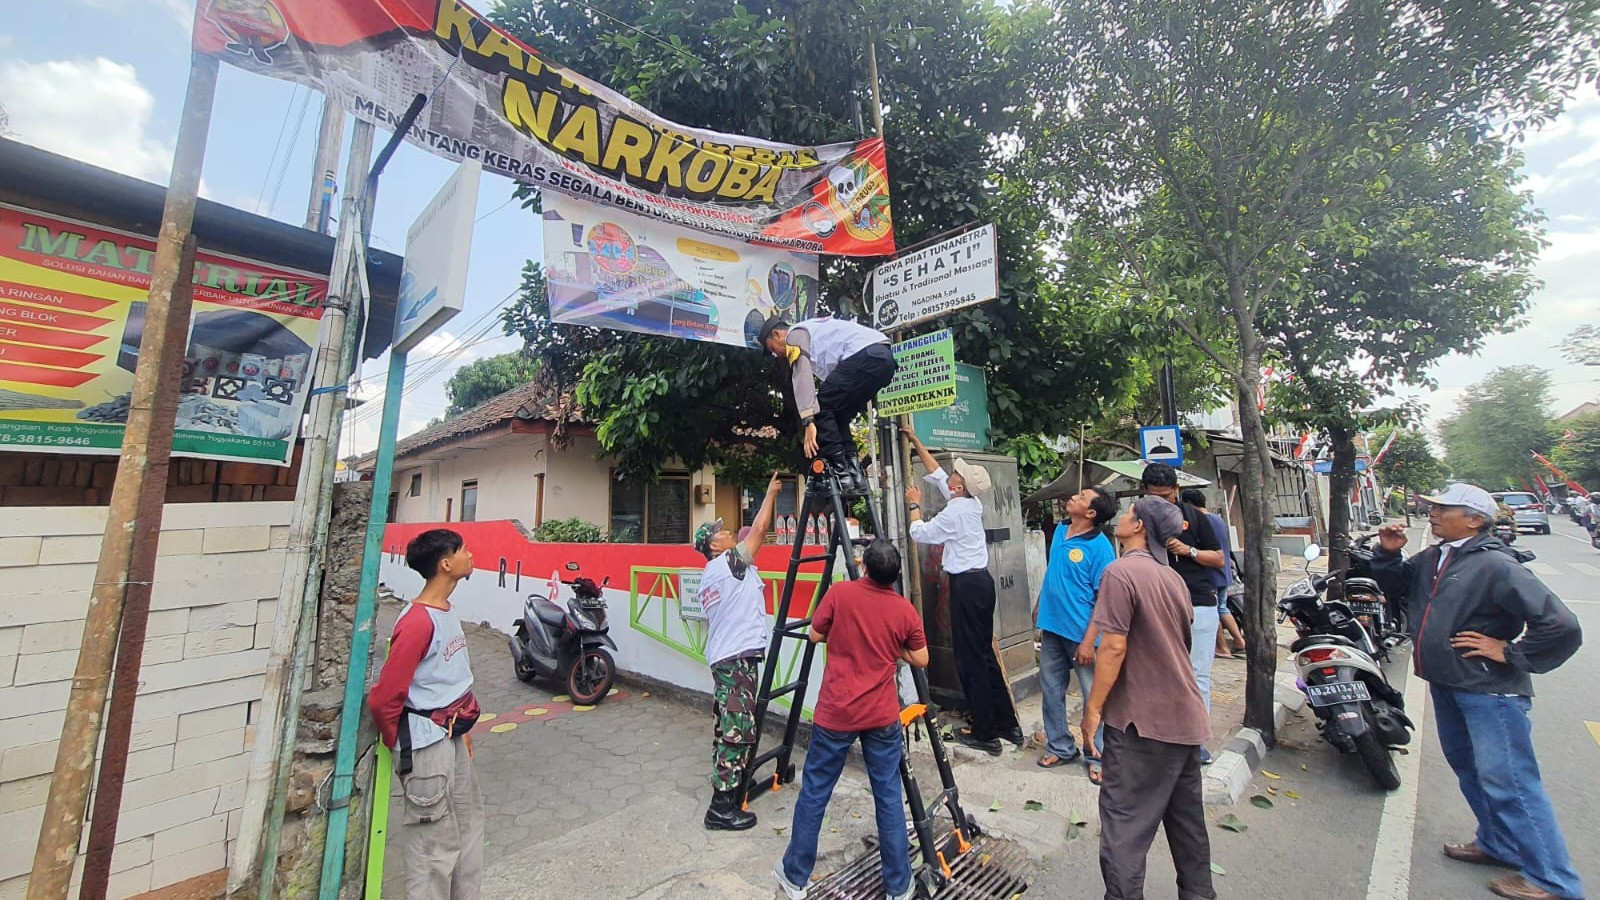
top-left (192, 0), bottom-right (895, 257)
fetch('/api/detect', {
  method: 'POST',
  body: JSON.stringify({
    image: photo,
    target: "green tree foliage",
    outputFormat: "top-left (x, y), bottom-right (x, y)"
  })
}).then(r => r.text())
top-left (491, 0), bottom-right (1170, 479)
top-left (1560, 324), bottom-right (1600, 366)
top-left (443, 352), bottom-right (541, 417)
top-left (1551, 413), bottom-right (1600, 492)
top-left (1440, 367), bottom-right (1558, 490)
top-left (1029, 0), bottom-right (1598, 740)
top-left (532, 517), bottom-right (605, 543)
top-left (1370, 426), bottom-right (1447, 495)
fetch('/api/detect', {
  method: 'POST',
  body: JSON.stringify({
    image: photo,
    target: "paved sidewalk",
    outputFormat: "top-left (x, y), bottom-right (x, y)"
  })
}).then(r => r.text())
top-left (375, 593), bottom-right (1294, 898)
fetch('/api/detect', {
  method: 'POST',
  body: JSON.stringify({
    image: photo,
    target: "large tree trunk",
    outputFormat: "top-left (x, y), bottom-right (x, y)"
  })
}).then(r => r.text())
top-left (1326, 425), bottom-right (1357, 579)
top-left (1234, 342), bottom-right (1282, 744)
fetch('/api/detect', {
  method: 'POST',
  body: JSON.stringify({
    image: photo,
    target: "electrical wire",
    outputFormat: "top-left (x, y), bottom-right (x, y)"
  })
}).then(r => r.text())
top-left (263, 88), bottom-right (314, 217)
top-left (562, 0), bottom-right (706, 67)
top-left (255, 85), bottom-right (301, 214)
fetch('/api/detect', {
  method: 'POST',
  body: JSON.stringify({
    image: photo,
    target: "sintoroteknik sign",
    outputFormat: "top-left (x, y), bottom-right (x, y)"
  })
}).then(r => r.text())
top-left (871, 223), bottom-right (997, 330)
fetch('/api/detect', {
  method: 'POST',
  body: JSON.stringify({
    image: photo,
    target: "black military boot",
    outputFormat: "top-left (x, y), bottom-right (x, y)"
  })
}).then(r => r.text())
top-left (704, 789), bottom-right (757, 831)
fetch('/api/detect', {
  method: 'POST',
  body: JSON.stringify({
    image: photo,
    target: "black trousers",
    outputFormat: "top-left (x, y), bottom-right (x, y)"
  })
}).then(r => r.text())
top-left (814, 343), bottom-right (896, 464)
top-left (948, 568), bottom-right (1018, 740)
top-left (1098, 724), bottom-right (1215, 900)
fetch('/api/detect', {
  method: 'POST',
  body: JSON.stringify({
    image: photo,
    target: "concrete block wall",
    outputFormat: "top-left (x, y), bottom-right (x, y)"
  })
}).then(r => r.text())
top-left (0, 502), bottom-right (292, 900)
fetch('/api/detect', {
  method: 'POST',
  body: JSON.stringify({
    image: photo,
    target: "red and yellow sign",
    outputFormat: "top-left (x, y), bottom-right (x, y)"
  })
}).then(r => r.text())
top-left (0, 204), bottom-right (327, 465)
top-left (192, 0), bottom-right (895, 256)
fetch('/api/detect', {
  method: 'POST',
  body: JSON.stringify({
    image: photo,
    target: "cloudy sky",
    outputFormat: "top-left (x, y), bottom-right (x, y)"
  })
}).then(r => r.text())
top-left (1, 1), bottom-right (1596, 458)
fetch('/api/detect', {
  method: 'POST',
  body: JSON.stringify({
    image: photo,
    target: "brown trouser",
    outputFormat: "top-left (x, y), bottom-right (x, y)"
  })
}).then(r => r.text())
top-left (1098, 724), bottom-right (1215, 900)
top-left (399, 734), bottom-right (484, 900)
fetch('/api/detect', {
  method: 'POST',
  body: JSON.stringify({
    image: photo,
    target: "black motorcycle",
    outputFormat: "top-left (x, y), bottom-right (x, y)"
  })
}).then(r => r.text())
top-left (508, 562), bottom-right (618, 705)
top-left (1280, 544), bottom-right (1413, 790)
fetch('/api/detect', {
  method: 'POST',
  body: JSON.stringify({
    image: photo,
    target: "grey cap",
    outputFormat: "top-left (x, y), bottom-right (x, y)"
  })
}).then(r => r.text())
top-left (1132, 497), bottom-right (1185, 567)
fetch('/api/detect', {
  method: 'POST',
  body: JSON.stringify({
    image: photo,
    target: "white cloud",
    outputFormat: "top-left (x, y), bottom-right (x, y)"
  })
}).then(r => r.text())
top-left (1539, 230), bottom-right (1600, 264)
top-left (0, 57), bottom-right (174, 182)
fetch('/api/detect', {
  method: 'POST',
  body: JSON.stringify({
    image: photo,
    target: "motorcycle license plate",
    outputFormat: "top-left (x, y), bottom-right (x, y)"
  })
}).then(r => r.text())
top-left (1349, 600), bottom-right (1384, 616)
top-left (1305, 681), bottom-right (1371, 707)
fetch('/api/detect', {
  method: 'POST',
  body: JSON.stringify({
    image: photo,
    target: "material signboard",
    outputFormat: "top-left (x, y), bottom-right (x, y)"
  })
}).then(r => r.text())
top-left (1139, 425), bottom-right (1184, 466)
top-left (0, 204), bottom-right (326, 465)
top-left (877, 329), bottom-right (957, 416)
top-left (678, 567), bottom-right (705, 620)
top-left (394, 160), bottom-right (480, 353)
top-left (910, 363), bottom-right (990, 451)
top-left (542, 193), bottom-right (820, 349)
top-left (871, 224), bottom-right (997, 330)
top-left (193, 0), bottom-right (893, 255)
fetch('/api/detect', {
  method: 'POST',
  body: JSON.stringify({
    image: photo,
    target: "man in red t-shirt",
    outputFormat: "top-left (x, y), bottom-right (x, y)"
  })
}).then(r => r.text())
top-left (773, 540), bottom-right (928, 900)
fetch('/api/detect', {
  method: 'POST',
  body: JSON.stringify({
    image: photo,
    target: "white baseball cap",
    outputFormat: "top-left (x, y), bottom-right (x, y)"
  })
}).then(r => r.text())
top-left (1419, 484), bottom-right (1497, 520)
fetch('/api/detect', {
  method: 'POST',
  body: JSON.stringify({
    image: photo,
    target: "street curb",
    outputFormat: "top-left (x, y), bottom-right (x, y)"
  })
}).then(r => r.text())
top-left (1202, 673), bottom-right (1307, 805)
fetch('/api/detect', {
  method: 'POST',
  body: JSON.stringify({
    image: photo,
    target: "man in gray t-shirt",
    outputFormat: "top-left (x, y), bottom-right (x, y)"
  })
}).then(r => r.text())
top-left (1083, 498), bottom-right (1215, 900)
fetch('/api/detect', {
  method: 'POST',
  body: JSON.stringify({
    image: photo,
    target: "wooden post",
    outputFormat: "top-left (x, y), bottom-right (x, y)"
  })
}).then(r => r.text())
top-left (27, 53), bottom-right (218, 900)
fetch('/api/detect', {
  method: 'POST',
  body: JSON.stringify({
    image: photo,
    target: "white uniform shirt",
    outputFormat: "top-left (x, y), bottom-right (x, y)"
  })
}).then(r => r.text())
top-left (908, 468), bottom-right (989, 573)
top-left (700, 549), bottom-right (769, 666)
top-left (791, 317), bottom-right (888, 381)
top-left (400, 603), bottom-right (474, 751)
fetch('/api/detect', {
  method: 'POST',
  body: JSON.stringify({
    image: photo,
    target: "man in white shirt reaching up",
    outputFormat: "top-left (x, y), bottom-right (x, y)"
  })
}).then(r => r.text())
top-left (903, 422), bottom-right (1022, 756)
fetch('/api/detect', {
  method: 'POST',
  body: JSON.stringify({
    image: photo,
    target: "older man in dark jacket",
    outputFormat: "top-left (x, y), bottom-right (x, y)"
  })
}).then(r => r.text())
top-left (1371, 483), bottom-right (1583, 900)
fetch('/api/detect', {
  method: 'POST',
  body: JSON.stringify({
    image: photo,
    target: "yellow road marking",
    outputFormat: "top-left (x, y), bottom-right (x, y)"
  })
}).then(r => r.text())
top-left (489, 722), bottom-right (518, 734)
top-left (1586, 721), bottom-right (1600, 748)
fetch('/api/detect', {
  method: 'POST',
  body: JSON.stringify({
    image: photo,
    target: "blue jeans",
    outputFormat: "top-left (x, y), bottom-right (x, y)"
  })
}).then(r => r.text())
top-left (1189, 602), bottom-right (1220, 713)
top-left (1431, 687), bottom-right (1584, 899)
top-left (1040, 631), bottom-right (1103, 760)
top-left (782, 723), bottom-right (912, 896)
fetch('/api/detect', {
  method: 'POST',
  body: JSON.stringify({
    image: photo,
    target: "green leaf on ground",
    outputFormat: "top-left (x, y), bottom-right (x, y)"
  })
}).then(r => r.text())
top-left (989, 800), bottom-right (1003, 812)
top-left (1285, 790), bottom-right (1301, 800)
top-left (1024, 800), bottom-right (1044, 811)
top-left (1250, 794), bottom-right (1275, 809)
top-left (1211, 862), bottom-right (1227, 876)
top-left (1218, 814), bottom-right (1248, 833)
top-left (1068, 809), bottom-right (1088, 826)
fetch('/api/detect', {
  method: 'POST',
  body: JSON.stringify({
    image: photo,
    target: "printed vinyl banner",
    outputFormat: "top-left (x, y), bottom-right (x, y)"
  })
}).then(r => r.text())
top-left (877, 329), bottom-right (957, 416)
top-left (0, 205), bottom-right (326, 465)
top-left (193, 0), bottom-right (895, 256)
top-left (543, 193), bottom-right (820, 348)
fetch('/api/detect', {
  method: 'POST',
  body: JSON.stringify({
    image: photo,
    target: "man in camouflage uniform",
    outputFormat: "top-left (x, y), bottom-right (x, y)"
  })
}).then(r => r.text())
top-left (695, 473), bottom-right (783, 830)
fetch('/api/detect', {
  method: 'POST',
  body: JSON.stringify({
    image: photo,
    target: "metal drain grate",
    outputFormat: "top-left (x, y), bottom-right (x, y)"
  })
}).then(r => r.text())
top-left (806, 822), bottom-right (1033, 899)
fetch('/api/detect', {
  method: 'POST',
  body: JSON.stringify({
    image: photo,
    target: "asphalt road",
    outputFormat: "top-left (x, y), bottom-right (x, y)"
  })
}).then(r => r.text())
top-left (1031, 517), bottom-right (1599, 900)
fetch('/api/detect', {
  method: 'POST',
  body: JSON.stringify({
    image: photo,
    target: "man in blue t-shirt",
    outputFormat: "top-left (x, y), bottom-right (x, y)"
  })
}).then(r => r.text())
top-left (1035, 486), bottom-right (1118, 777)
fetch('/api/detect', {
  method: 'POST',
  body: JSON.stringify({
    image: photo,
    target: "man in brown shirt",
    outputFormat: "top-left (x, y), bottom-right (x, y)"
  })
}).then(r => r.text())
top-left (1082, 498), bottom-right (1215, 900)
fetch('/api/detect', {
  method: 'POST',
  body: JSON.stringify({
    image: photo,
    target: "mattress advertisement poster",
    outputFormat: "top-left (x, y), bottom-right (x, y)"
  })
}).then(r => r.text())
top-left (542, 193), bottom-right (820, 349)
top-left (0, 204), bottom-right (326, 465)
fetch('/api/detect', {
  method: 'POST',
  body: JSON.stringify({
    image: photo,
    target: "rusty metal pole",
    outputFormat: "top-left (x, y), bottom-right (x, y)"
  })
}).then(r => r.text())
top-left (27, 53), bottom-right (219, 900)
top-left (80, 234), bottom-right (198, 900)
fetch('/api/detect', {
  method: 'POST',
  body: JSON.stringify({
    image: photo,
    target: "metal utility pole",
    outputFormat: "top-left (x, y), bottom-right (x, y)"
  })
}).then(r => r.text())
top-left (305, 97), bottom-right (345, 235)
top-left (27, 54), bottom-right (219, 900)
top-left (229, 118), bottom-right (375, 897)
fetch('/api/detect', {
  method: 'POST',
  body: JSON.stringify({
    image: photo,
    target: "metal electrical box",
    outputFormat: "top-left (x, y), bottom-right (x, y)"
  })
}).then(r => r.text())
top-left (910, 450), bottom-right (1037, 711)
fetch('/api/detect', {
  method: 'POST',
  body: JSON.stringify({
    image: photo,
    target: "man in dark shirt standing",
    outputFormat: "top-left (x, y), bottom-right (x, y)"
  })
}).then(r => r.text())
top-left (774, 540), bottom-right (928, 900)
top-left (1140, 463), bottom-right (1224, 762)
top-left (1083, 498), bottom-right (1215, 900)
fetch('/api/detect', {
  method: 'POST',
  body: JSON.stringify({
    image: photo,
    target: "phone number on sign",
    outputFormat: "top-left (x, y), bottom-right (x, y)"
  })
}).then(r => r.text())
top-left (2, 433), bottom-right (94, 446)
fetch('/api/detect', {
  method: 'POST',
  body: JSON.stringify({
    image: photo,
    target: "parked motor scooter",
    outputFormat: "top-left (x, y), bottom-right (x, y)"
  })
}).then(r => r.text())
top-left (508, 562), bottom-right (617, 705)
top-left (1339, 533), bottom-right (1406, 659)
top-left (1493, 519), bottom-right (1518, 545)
top-left (1279, 544), bottom-right (1413, 791)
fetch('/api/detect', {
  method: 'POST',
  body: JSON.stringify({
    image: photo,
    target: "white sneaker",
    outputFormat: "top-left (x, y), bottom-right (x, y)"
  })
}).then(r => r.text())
top-left (772, 860), bottom-right (808, 899)
top-left (887, 884), bottom-right (914, 900)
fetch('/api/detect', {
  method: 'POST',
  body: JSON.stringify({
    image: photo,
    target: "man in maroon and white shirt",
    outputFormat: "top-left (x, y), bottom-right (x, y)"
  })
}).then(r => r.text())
top-left (368, 529), bottom-right (484, 899)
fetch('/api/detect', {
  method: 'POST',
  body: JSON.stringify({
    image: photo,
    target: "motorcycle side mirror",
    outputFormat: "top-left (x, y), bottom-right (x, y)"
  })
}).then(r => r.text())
top-left (1303, 543), bottom-right (1321, 562)
top-left (565, 561), bottom-right (580, 571)
top-left (601, 576), bottom-right (611, 587)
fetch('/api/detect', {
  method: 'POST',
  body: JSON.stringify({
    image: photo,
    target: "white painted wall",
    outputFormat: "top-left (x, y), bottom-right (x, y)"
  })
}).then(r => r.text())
top-left (391, 431), bottom-right (723, 538)
top-left (0, 503), bottom-right (292, 900)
